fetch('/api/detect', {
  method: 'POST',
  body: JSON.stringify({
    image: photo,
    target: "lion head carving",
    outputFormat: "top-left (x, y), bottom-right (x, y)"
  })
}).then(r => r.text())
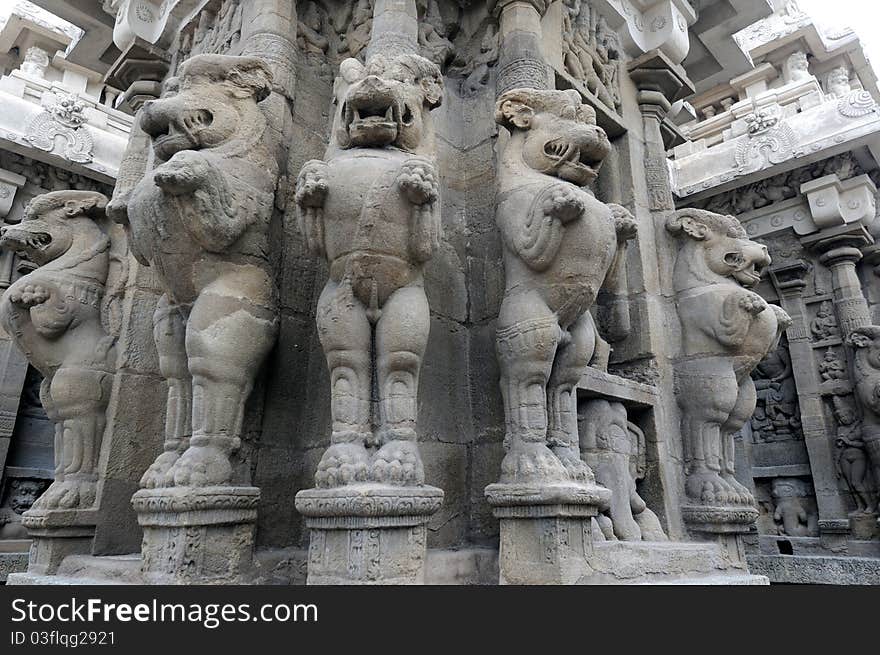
top-left (666, 208), bottom-right (771, 290)
top-left (331, 53), bottom-right (444, 153)
top-left (139, 54), bottom-right (273, 163)
top-left (495, 88), bottom-right (611, 186)
top-left (1, 190), bottom-right (108, 267)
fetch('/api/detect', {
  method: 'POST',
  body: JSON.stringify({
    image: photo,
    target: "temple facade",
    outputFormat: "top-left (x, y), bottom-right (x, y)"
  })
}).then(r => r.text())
top-left (0, 0), bottom-right (876, 585)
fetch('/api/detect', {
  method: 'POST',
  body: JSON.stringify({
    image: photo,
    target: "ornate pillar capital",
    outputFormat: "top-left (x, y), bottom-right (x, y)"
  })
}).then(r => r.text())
top-left (768, 260), bottom-right (811, 297)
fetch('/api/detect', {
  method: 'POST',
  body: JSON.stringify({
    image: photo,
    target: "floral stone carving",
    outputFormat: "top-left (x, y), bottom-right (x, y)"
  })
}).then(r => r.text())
top-left (667, 208), bottom-right (791, 531)
top-left (0, 191), bottom-right (126, 512)
top-left (110, 54), bottom-right (280, 490)
top-left (25, 95), bottom-right (95, 164)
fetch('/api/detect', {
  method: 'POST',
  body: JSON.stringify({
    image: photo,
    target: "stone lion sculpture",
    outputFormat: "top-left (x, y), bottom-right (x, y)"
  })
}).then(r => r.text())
top-left (580, 399), bottom-right (667, 541)
top-left (492, 87), bottom-right (636, 487)
top-left (845, 325), bottom-right (880, 512)
top-left (293, 53), bottom-right (444, 488)
top-left (0, 190), bottom-right (127, 509)
top-left (108, 54), bottom-right (279, 488)
top-left (667, 208), bottom-right (791, 509)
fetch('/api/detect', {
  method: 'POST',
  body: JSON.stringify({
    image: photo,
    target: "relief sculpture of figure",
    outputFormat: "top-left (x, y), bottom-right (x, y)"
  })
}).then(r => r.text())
top-left (0, 191), bottom-right (127, 509)
top-left (293, 52), bottom-right (444, 488)
top-left (667, 209), bottom-right (791, 510)
top-left (845, 325), bottom-right (880, 513)
top-left (492, 88), bottom-right (636, 488)
top-left (580, 399), bottom-right (667, 541)
top-left (108, 54), bottom-right (280, 488)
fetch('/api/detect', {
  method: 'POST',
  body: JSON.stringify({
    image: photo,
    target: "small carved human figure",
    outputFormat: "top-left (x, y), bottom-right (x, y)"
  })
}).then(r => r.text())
top-left (0, 479), bottom-right (48, 539)
top-left (462, 23), bottom-right (498, 95)
top-left (108, 54), bottom-right (280, 488)
top-left (298, 1), bottom-right (331, 55)
top-left (771, 477), bottom-right (818, 537)
top-left (825, 66), bottom-right (852, 99)
top-left (783, 51), bottom-right (811, 84)
top-left (752, 339), bottom-right (801, 441)
top-left (580, 399), bottom-right (667, 541)
top-left (294, 53), bottom-right (444, 488)
top-left (0, 190), bottom-right (126, 509)
top-left (819, 348), bottom-right (847, 381)
top-left (845, 325), bottom-right (880, 512)
top-left (493, 88), bottom-right (636, 486)
top-left (810, 300), bottom-right (839, 340)
top-left (667, 209), bottom-right (791, 507)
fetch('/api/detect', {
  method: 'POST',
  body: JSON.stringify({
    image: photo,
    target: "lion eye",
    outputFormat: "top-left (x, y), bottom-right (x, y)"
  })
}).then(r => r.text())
top-left (724, 252), bottom-right (745, 267)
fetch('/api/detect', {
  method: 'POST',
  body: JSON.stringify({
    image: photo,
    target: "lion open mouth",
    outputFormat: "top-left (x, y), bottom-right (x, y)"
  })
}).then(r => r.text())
top-left (0, 229), bottom-right (52, 255)
top-left (725, 252), bottom-right (765, 287)
top-left (543, 138), bottom-right (605, 183)
top-left (151, 109), bottom-right (213, 160)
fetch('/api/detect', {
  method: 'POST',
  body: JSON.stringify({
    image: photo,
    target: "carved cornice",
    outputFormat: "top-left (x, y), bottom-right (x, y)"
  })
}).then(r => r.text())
top-left (490, 0), bottom-right (551, 18)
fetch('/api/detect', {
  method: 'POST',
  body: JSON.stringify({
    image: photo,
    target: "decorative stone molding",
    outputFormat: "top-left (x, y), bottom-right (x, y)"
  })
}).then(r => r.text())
top-left (801, 174), bottom-right (877, 231)
top-left (24, 94), bottom-right (94, 164)
top-left (133, 486), bottom-right (259, 584)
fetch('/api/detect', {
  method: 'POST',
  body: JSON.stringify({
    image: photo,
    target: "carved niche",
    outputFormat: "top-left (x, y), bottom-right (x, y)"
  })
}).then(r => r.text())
top-left (293, 53), bottom-right (444, 488)
top-left (750, 337), bottom-right (803, 443)
top-left (0, 191), bottom-right (127, 510)
top-left (109, 54), bottom-right (280, 489)
top-left (491, 88), bottom-right (636, 488)
top-left (667, 208), bottom-right (792, 519)
top-left (579, 399), bottom-right (667, 542)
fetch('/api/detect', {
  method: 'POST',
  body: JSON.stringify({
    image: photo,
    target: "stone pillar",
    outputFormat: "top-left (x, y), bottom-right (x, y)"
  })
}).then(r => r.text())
top-left (21, 509), bottom-right (98, 576)
top-left (768, 262), bottom-right (851, 537)
top-left (628, 51), bottom-right (694, 213)
top-left (818, 245), bottom-right (872, 339)
top-left (366, 0), bottom-right (419, 60)
top-left (491, 0), bottom-right (552, 94)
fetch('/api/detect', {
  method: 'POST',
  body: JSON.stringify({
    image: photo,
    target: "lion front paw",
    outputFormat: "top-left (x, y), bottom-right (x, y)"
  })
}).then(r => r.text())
top-left (738, 291), bottom-right (767, 316)
top-left (500, 441), bottom-right (569, 484)
top-left (397, 160), bottom-right (439, 206)
top-left (295, 160), bottom-right (330, 209)
top-left (315, 441), bottom-right (370, 488)
top-left (543, 185), bottom-right (585, 224)
top-left (686, 470), bottom-right (732, 505)
top-left (154, 151), bottom-right (209, 195)
top-left (369, 440), bottom-right (425, 486)
top-left (9, 284), bottom-right (50, 308)
top-left (771, 304), bottom-right (793, 331)
top-left (31, 479), bottom-right (96, 510)
top-left (609, 203), bottom-right (638, 241)
top-left (170, 445), bottom-right (232, 487)
top-left (140, 450), bottom-right (181, 489)
top-left (551, 445), bottom-right (595, 483)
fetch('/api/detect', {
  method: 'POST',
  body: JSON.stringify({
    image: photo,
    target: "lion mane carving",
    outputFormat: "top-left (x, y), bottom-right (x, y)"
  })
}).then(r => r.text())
top-left (0, 190), bottom-right (127, 510)
top-left (109, 54), bottom-right (280, 488)
top-left (293, 52), bottom-right (445, 488)
top-left (667, 208), bottom-right (791, 510)
top-left (492, 87), bottom-right (636, 488)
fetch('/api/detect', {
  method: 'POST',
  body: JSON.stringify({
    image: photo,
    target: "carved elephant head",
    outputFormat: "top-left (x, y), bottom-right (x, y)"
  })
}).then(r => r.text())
top-left (495, 87), bottom-right (611, 186)
top-left (332, 53), bottom-right (444, 153)
top-left (140, 54), bottom-right (273, 163)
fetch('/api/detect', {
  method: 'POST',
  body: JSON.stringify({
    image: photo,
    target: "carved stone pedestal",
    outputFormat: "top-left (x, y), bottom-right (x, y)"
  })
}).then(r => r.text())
top-left (21, 509), bottom-right (98, 576)
top-left (682, 505), bottom-right (758, 570)
top-left (486, 482), bottom-right (610, 585)
top-left (132, 486), bottom-right (259, 585)
top-left (295, 485), bottom-right (443, 585)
